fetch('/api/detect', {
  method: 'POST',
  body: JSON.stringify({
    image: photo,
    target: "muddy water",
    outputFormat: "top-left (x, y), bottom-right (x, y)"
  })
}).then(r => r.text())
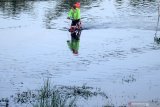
top-left (0, 0), bottom-right (160, 106)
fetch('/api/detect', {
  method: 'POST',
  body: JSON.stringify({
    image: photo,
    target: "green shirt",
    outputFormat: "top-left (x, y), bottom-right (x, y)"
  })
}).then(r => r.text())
top-left (68, 8), bottom-right (80, 20)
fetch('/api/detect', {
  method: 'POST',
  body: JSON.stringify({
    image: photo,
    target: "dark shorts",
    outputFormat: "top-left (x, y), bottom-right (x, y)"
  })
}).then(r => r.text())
top-left (70, 19), bottom-right (81, 40)
top-left (71, 19), bottom-right (80, 26)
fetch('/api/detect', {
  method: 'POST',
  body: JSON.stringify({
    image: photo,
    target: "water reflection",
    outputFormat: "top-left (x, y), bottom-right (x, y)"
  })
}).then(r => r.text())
top-left (115, 0), bottom-right (158, 11)
top-left (67, 24), bottom-right (81, 55)
top-left (130, 0), bottom-right (156, 7)
top-left (0, 0), bottom-right (34, 18)
top-left (67, 40), bottom-right (80, 55)
top-left (115, 0), bottom-right (157, 6)
top-left (0, 0), bottom-right (158, 29)
top-left (44, 0), bottom-right (102, 29)
top-left (0, 0), bottom-right (103, 19)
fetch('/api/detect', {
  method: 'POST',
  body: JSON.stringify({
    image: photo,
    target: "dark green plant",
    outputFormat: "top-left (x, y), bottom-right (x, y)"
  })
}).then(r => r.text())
top-left (2, 79), bottom-right (108, 107)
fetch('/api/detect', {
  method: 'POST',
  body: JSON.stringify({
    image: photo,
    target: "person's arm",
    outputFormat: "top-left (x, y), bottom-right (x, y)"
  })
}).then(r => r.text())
top-left (68, 9), bottom-right (73, 19)
top-left (76, 8), bottom-right (81, 19)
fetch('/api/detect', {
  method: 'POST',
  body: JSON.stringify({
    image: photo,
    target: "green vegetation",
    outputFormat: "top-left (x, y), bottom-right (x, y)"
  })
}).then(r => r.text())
top-left (5, 80), bottom-right (108, 107)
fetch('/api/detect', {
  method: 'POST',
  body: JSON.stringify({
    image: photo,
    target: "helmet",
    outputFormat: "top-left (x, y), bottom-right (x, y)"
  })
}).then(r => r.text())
top-left (74, 2), bottom-right (80, 8)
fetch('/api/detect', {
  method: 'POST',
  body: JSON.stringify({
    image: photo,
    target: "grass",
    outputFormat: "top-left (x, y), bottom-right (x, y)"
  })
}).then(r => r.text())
top-left (11, 79), bottom-right (108, 107)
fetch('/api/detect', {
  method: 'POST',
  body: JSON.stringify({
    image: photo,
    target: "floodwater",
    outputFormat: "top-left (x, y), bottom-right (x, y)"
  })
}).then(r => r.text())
top-left (0, 0), bottom-right (160, 106)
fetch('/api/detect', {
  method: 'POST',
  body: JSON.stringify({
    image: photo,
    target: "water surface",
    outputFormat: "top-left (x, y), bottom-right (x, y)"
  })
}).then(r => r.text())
top-left (0, 0), bottom-right (160, 106)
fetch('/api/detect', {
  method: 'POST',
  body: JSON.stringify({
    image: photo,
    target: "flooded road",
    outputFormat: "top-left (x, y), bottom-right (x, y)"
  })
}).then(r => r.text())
top-left (0, 0), bottom-right (160, 106)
